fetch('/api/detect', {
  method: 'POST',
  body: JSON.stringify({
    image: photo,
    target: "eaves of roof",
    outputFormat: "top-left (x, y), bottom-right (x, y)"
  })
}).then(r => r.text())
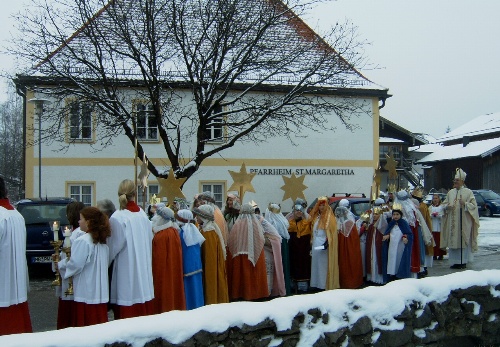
top-left (380, 116), bottom-right (428, 145)
top-left (14, 74), bottom-right (390, 98)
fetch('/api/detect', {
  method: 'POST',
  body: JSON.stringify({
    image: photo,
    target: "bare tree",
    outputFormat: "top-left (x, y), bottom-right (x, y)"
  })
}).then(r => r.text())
top-left (0, 87), bottom-right (24, 201)
top-left (12, 0), bottom-right (386, 183)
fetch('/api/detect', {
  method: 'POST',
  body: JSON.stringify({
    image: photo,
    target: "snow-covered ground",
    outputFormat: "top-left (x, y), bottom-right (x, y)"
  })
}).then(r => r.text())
top-left (1, 218), bottom-right (499, 347)
top-left (476, 216), bottom-right (500, 254)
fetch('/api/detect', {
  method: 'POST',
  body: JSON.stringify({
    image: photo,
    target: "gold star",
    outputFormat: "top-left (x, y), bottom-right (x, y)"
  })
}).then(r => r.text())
top-left (384, 153), bottom-right (398, 179)
top-left (157, 168), bottom-right (187, 204)
top-left (281, 173), bottom-right (307, 202)
top-left (227, 163), bottom-right (256, 200)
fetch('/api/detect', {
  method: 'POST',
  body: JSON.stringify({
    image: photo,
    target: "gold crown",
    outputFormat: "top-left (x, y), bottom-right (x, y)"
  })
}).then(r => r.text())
top-left (268, 203), bottom-right (281, 214)
top-left (373, 207), bottom-right (383, 215)
top-left (392, 202), bottom-right (403, 212)
top-left (411, 187), bottom-right (424, 199)
top-left (360, 211), bottom-right (371, 222)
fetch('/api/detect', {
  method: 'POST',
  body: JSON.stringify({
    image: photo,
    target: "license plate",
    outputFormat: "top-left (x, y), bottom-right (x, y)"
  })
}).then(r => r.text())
top-left (32, 256), bottom-right (52, 264)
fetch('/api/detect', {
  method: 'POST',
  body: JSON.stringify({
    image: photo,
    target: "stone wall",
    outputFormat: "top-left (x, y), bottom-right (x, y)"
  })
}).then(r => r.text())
top-left (107, 283), bottom-right (500, 347)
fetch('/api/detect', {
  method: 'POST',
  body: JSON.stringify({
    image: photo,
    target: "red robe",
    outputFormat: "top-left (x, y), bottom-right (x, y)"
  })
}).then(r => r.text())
top-left (338, 224), bottom-right (364, 289)
top-left (152, 226), bottom-right (186, 313)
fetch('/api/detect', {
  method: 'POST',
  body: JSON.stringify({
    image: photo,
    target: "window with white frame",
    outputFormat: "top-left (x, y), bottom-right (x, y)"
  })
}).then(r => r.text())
top-left (201, 182), bottom-right (224, 208)
top-left (136, 103), bottom-right (158, 140)
top-left (69, 101), bottom-right (92, 140)
top-left (68, 183), bottom-right (93, 206)
top-left (137, 184), bottom-right (159, 206)
top-left (204, 105), bottom-right (223, 142)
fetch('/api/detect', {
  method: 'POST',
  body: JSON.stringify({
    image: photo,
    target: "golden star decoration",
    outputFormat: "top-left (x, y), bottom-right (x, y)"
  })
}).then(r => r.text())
top-left (227, 163), bottom-right (256, 200)
top-left (281, 173), bottom-right (307, 202)
top-left (157, 168), bottom-right (187, 204)
top-left (384, 153), bottom-right (398, 179)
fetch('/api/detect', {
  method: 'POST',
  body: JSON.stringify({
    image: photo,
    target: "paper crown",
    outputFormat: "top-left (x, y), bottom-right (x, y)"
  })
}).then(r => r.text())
top-left (392, 202), bottom-right (403, 212)
top-left (360, 211), bottom-right (371, 222)
top-left (411, 187), bottom-right (424, 198)
top-left (268, 203), bottom-right (281, 214)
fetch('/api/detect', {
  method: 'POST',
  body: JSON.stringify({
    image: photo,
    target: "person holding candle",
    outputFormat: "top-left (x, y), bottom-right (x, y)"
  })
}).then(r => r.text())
top-left (58, 207), bottom-right (111, 326)
top-left (108, 179), bottom-right (154, 319)
top-left (0, 176), bottom-right (32, 335)
top-left (52, 201), bottom-right (85, 329)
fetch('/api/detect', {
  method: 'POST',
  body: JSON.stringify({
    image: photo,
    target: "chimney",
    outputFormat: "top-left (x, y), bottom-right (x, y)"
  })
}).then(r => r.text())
top-left (463, 136), bottom-right (471, 147)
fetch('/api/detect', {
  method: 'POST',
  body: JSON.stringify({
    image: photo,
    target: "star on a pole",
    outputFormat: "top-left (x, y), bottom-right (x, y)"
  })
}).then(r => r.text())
top-left (281, 173), bottom-right (307, 202)
top-left (384, 153), bottom-right (398, 179)
top-left (227, 163), bottom-right (256, 200)
top-left (157, 168), bottom-right (187, 205)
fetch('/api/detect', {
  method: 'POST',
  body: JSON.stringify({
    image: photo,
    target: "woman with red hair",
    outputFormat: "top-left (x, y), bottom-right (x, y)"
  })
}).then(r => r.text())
top-left (58, 207), bottom-right (111, 326)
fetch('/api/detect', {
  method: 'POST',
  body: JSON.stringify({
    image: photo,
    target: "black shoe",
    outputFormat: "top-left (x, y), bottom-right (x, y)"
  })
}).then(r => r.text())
top-left (450, 264), bottom-right (467, 269)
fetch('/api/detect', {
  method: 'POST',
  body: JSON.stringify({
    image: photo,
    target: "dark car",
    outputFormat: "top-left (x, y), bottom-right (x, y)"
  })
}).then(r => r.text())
top-left (472, 190), bottom-right (500, 217)
top-left (307, 193), bottom-right (371, 219)
top-left (15, 197), bottom-right (74, 264)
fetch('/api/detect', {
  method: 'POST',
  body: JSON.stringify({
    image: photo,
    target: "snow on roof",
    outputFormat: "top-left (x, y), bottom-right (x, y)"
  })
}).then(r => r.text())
top-left (417, 137), bottom-right (500, 163)
top-left (379, 137), bottom-right (404, 143)
top-left (409, 143), bottom-right (444, 153)
top-left (30, 0), bottom-right (387, 92)
top-left (437, 112), bottom-right (500, 142)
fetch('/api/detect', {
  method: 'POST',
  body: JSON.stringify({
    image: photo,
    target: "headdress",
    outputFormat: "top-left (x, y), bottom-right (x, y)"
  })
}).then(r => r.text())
top-left (198, 191), bottom-right (216, 204)
top-left (228, 203), bottom-right (264, 266)
top-left (268, 203), bottom-right (281, 214)
top-left (411, 187), bottom-right (423, 199)
top-left (334, 206), bottom-right (355, 237)
top-left (177, 209), bottom-right (205, 247)
top-left (192, 204), bottom-right (215, 221)
top-left (193, 204), bottom-right (226, 258)
top-left (156, 205), bottom-right (174, 221)
top-left (374, 198), bottom-right (385, 206)
top-left (265, 203), bottom-right (290, 240)
top-left (152, 205), bottom-right (178, 233)
top-left (394, 190), bottom-right (417, 226)
top-left (293, 204), bottom-right (304, 212)
top-left (455, 168), bottom-right (467, 181)
top-left (317, 196), bottom-right (328, 206)
top-left (338, 199), bottom-right (350, 208)
top-left (391, 202), bottom-right (403, 216)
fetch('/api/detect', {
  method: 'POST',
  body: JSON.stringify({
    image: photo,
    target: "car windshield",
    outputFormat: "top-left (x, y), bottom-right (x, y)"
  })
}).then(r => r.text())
top-left (17, 204), bottom-right (70, 225)
top-left (480, 191), bottom-right (500, 200)
top-left (351, 202), bottom-right (371, 216)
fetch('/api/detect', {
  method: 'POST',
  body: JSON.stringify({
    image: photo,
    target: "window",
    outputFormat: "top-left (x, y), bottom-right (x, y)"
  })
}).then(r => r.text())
top-left (68, 184), bottom-right (94, 206)
top-left (204, 105), bottom-right (223, 142)
top-left (136, 103), bottom-right (158, 140)
top-left (201, 182), bottom-right (225, 208)
top-left (69, 101), bottom-right (92, 140)
top-left (379, 145), bottom-right (401, 161)
top-left (137, 184), bottom-right (159, 206)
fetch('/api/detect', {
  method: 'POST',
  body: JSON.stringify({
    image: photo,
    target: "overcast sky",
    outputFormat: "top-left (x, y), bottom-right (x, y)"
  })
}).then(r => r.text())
top-left (1, 0), bottom-right (499, 139)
